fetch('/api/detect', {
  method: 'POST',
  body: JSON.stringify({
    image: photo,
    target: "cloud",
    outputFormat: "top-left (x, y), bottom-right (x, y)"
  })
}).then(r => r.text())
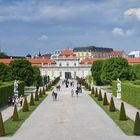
top-left (124, 8), bottom-right (140, 21)
top-left (112, 27), bottom-right (134, 36)
top-left (39, 35), bottom-right (48, 41)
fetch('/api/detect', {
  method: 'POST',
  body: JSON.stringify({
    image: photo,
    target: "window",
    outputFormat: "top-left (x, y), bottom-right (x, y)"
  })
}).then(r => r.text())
top-left (59, 63), bottom-right (62, 67)
top-left (74, 63), bottom-right (76, 66)
top-left (67, 62), bottom-right (69, 67)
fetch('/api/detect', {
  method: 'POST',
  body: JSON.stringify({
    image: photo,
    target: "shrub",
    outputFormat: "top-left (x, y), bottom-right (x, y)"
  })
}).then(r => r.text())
top-left (133, 112), bottom-right (140, 135)
top-left (95, 88), bottom-right (98, 97)
top-left (109, 97), bottom-right (116, 112)
top-left (43, 87), bottom-right (46, 95)
top-left (22, 96), bottom-right (29, 112)
top-left (119, 102), bottom-right (127, 121)
top-left (34, 90), bottom-right (39, 101)
top-left (103, 92), bottom-right (109, 105)
top-left (91, 87), bottom-right (94, 94)
top-left (0, 112), bottom-right (5, 136)
top-left (12, 104), bottom-right (19, 121)
top-left (39, 89), bottom-right (43, 98)
top-left (29, 93), bottom-right (34, 106)
top-left (98, 89), bottom-right (102, 101)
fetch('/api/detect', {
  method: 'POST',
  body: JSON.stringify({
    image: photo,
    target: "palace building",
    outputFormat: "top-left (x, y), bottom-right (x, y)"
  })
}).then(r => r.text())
top-left (73, 46), bottom-right (113, 60)
top-left (0, 49), bottom-right (140, 80)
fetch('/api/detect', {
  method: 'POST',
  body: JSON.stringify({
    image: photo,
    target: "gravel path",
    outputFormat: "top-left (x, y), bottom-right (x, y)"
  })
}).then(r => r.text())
top-left (2, 81), bottom-right (139, 140)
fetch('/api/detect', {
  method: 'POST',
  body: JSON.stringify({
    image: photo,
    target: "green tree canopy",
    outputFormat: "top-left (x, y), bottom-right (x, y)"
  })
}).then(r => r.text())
top-left (32, 66), bottom-right (42, 86)
top-left (91, 60), bottom-right (104, 85)
top-left (0, 63), bottom-right (12, 82)
top-left (132, 64), bottom-right (140, 80)
top-left (10, 59), bottom-right (34, 86)
top-left (101, 57), bottom-right (132, 84)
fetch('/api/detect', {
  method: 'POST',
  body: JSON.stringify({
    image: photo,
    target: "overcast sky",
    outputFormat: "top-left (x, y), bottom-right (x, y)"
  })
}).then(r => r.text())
top-left (0, 0), bottom-right (140, 56)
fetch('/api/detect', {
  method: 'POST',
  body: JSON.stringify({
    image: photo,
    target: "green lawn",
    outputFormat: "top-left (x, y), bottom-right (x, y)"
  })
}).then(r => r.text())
top-left (4, 94), bottom-right (48, 136)
top-left (90, 94), bottom-right (134, 135)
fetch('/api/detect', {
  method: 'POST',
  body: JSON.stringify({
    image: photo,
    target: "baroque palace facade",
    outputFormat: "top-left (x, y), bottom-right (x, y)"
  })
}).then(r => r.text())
top-left (0, 49), bottom-right (140, 80)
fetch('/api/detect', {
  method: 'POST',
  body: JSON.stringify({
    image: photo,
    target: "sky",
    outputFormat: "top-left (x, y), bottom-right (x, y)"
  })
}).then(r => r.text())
top-left (0, 0), bottom-right (140, 56)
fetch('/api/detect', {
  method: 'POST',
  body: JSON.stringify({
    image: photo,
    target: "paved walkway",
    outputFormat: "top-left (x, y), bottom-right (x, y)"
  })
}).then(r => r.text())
top-left (94, 86), bottom-right (140, 121)
top-left (2, 80), bottom-right (139, 140)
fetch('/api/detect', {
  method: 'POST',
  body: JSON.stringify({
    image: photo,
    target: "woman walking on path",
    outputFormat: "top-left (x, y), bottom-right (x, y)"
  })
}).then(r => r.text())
top-left (71, 89), bottom-right (74, 97)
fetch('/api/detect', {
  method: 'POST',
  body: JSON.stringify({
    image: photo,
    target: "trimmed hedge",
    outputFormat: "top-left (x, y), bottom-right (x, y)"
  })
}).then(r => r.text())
top-left (112, 81), bottom-right (140, 109)
top-left (0, 81), bottom-right (24, 108)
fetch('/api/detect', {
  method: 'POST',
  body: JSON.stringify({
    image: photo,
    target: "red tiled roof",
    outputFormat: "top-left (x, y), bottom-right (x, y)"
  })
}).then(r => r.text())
top-left (108, 51), bottom-right (124, 56)
top-left (59, 49), bottom-right (76, 57)
top-left (0, 59), bottom-right (13, 64)
top-left (127, 58), bottom-right (140, 64)
top-left (0, 58), bottom-right (56, 65)
top-left (80, 57), bottom-right (108, 64)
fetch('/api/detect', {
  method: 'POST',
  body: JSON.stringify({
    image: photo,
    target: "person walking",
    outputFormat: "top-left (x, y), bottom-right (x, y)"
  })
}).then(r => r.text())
top-left (52, 91), bottom-right (55, 101)
top-left (19, 95), bottom-right (24, 107)
top-left (71, 89), bottom-right (74, 97)
top-left (54, 92), bottom-right (57, 100)
top-left (76, 89), bottom-right (79, 97)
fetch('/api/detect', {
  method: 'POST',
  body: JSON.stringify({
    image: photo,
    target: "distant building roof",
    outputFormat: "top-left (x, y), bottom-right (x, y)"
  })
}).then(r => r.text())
top-left (80, 57), bottom-right (108, 64)
top-left (108, 51), bottom-right (124, 57)
top-left (128, 51), bottom-right (140, 58)
top-left (0, 58), bottom-right (56, 66)
top-left (26, 54), bottom-right (32, 58)
top-left (73, 46), bottom-right (113, 52)
top-left (59, 49), bottom-right (76, 58)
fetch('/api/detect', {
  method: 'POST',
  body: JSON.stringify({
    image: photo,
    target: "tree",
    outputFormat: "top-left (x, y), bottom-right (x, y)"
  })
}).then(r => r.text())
top-left (35, 90), bottom-right (39, 101)
top-left (101, 57), bottom-right (131, 85)
top-left (109, 97), bottom-right (116, 112)
top-left (91, 60), bottom-right (104, 85)
top-left (12, 104), bottom-right (19, 121)
top-left (29, 93), bottom-right (35, 106)
top-left (103, 92), bottom-right (109, 105)
top-left (132, 64), bottom-right (140, 80)
top-left (10, 60), bottom-right (34, 86)
top-left (91, 87), bottom-right (94, 94)
top-left (0, 63), bottom-right (7, 82)
top-left (119, 102), bottom-right (127, 121)
top-left (33, 66), bottom-right (42, 86)
top-left (95, 88), bottom-right (98, 97)
top-left (98, 89), bottom-right (102, 101)
top-left (22, 96), bottom-right (29, 112)
top-left (133, 112), bottom-right (140, 135)
top-left (0, 112), bottom-right (5, 136)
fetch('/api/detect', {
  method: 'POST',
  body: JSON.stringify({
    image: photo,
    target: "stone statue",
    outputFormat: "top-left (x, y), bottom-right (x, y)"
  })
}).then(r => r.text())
top-left (14, 80), bottom-right (19, 95)
top-left (117, 78), bottom-right (121, 99)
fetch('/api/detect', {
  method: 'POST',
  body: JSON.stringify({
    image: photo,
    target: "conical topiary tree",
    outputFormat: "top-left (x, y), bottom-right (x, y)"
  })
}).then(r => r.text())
top-left (39, 89), bottom-right (43, 98)
top-left (98, 89), bottom-right (102, 101)
top-left (46, 85), bottom-right (48, 91)
top-left (22, 96), bottom-right (29, 112)
top-left (91, 87), bottom-right (94, 94)
top-left (119, 102), bottom-right (127, 121)
top-left (43, 87), bottom-right (46, 95)
top-left (30, 93), bottom-right (35, 106)
top-left (0, 112), bottom-right (5, 136)
top-left (12, 104), bottom-right (19, 121)
top-left (109, 97), bottom-right (116, 112)
top-left (95, 88), bottom-right (98, 97)
top-left (88, 84), bottom-right (91, 91)
top-left (35, 90), bottom-right (39, 101)
top-left (103, 92), bottom-right (109, 105)
top-left (133, 112), bottom-right (140, 135)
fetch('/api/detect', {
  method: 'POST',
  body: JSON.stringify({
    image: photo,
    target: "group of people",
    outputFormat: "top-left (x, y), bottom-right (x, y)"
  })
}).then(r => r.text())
top-left (8, 95), bottom-right (24, 107)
